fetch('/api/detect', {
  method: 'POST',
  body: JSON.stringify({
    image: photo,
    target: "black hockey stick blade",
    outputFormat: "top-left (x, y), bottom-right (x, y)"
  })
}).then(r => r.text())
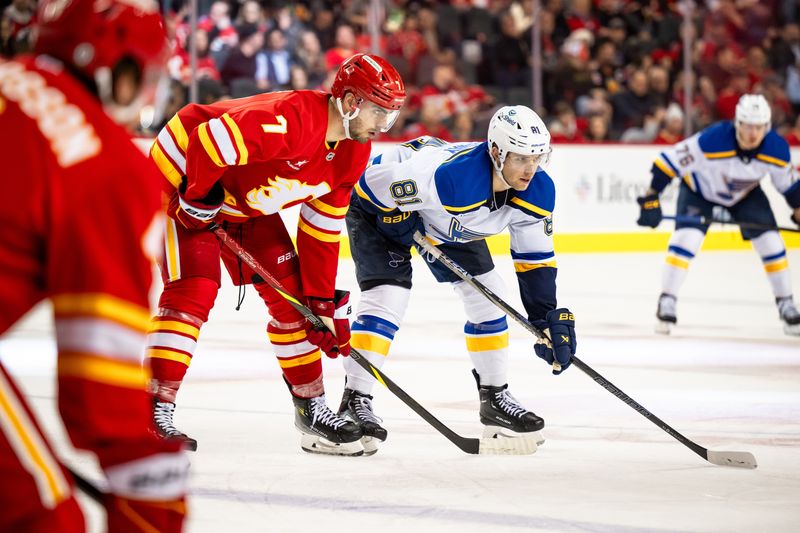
top-left (413, 232), bottom-right (758, 469)
top-left (211, 224), bottom-right (532, 455)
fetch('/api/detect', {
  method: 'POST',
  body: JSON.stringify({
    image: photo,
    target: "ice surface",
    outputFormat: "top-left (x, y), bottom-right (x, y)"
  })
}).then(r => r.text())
top-left (1, 250), bottom-right (798, 532)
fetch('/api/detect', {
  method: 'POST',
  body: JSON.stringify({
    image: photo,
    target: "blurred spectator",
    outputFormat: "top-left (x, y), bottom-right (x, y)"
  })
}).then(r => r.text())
top-left (611, 69), bottom-right (654, 137)
top-left (168, 28), bottom-right (221, 84)
top-left (311, 5), bottom-right (337, 51)
top-left (653, 103), bottom-right (686, 145)
top-left (386, 10), bottom-right (427, 84)
top-left (768, 23), bottom-right (800, 74)
top-left (784, 114), bottom-right (800, 146)
top-left (715, 72), bottom-right (751, 119)
top-left (220, 24), bottom-right (265, 93)
top-left (585, 114), bottom-right (611, 142)
top-left (200, 0), bottom-right (239, 68)
top-left (293, 30), bottom-right (328, 88)
top-left (259, 28), bottom-right (293, 91)
top-left (235, 0), bottom-right (266, 30)
top-left (403, 99), bottom-right (454, 142)
top-left (565, 0), bottom-right (600, 33)
top-left (549, 101), bottom-right (585, 142)
top-left (647, 65), bottom-right (670, 108)
top-left (492, 10), bottom-right (531, 89)
top-left (289, 64), bottom-right (310, 91)
top-left (452, 111), bottom-right (476, 141)
top-left (621, 107), bottom-right (665, 143)
top-left (324, 23), bottom-right (357, 70)
top-left (746, 46), bottom-right (773, 88)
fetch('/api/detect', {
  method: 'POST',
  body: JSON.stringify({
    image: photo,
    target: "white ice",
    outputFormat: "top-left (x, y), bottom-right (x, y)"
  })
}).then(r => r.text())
top-left (1, 250), bottom-right (799, 533)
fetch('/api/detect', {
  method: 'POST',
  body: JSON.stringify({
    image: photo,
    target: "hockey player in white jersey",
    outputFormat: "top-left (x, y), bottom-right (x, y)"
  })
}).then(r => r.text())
top-left (339, 106), bottom-right (577, 454)
top-left (636, 94), bottom-right (800, 335)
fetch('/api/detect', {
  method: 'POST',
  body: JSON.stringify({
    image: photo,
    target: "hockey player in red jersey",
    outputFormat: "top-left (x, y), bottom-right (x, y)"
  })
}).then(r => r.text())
top-left (147, 53), bottom-right (406, 456)
top-left (0, 0), bottom-right (189, 532)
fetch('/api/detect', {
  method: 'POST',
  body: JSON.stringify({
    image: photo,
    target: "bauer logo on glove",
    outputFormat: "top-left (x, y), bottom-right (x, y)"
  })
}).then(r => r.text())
top-left (534, 307), bottom-right (577, 375)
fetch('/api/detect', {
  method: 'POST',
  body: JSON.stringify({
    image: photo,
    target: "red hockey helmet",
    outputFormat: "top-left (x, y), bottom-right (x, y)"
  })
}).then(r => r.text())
top-left (34, 0), bottom-right (168, 127)
top-left (331, 53), bottom-right (406, 111)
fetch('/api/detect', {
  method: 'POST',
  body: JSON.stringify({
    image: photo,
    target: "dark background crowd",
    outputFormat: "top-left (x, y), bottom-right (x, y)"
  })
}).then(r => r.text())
top-left (3, 0), bottom-right (800, 145)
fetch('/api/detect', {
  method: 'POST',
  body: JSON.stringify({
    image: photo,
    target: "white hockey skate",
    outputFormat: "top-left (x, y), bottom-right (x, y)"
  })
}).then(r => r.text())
top-left (777, 297), bottom-right (800, 336)
top-left (655, 293), bottom-right (677, 335)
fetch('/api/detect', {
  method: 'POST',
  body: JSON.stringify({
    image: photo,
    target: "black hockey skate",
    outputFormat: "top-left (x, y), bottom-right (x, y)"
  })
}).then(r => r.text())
top-left (152, 399), bottom-right (197, 451)
top-left (655, 293), bottom-right (677, 335)
top-left (293, 394), bottom-right (364, 456)
top-left (338, 388), bottom-right (387, 456)
top-left (473, 370), bottom-right (544, 450)
top-left (777, 296), bottom-right (800, 336)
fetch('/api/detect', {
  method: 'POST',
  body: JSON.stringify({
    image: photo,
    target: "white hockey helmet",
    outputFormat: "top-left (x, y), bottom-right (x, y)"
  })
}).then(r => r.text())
top-left (735, 94), bottom-right (771, 127)
top-left (487, 105), bottom-right (552, 172)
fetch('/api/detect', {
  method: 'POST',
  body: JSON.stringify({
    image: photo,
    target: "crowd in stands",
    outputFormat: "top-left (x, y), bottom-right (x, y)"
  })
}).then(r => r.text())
top-left (3, 0), bottom-right (800, 145)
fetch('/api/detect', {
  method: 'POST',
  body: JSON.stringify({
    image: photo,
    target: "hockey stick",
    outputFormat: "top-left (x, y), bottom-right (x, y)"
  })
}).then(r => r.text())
top-left (663, 214), bottom-right (800, 233)
top-left (210, 223), bottom-right (531, 455)
top-left (413, 231), bottom-right (758, 469)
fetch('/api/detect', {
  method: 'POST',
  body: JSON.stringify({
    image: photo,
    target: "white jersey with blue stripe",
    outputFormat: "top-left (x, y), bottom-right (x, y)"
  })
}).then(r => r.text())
top-left (653, 121), bottom-right (797, 207)
top-left (354, 136), bottom-right (557, 271)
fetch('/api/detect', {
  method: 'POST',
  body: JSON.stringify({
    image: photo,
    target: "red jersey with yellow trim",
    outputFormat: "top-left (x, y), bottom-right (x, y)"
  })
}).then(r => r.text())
top-left (0, 55), bottom-right (165, 464)
top-left (150, 90), bottom-right (371, 299)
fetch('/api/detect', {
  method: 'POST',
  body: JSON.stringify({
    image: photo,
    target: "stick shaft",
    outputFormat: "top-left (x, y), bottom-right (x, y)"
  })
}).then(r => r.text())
top-left (663, 214), bottom-right (800, 233)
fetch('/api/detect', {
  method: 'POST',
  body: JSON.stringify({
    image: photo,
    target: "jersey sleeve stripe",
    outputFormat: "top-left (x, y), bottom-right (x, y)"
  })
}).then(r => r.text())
top-left (51, 294), bottom-right (151, 332)
top-left (150, 141), bottom-right (183, 188)
top-left (197, 122), bottom-right (225, 167)
top-left (510, 197), bottom-right (552, 217)
top-left (58, 351), bottom-right (149, 389)
top-left (221, 113), bottom-right (249, 165)
top-left (514, 261), bottom-right (556, 272)
top-left (308, 198), bottom-right (348, 217)
top-left (298, 218), bottom-right (341, 242)
top-left (0, 371), bottom-right (71, 509)
top-left (756, 154), bottom-right (789, 167)
top-left (208, 117), bottom-right (238, 165)
top-left (654, 157), bottom-right (677, 178)
top-left (300, 205), bottom-right (345, 233)
top-left (443, 199), bottom-right (486, 213)
top-left (167, 114), bottom-right (189, 151)
top-left (703, 150), bottom-right (736, 159)
top-left (660, 153), bottom-right (681, 176)
top-left (156, 127), bottom-right (186, 173)
top-left (354, 180), bottom-right (394, 212)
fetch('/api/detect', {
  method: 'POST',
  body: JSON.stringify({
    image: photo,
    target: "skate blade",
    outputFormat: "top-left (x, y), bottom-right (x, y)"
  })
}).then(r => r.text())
top-left (300, 434), bottom-right (364, 456)
top-left (478, 426), bottom-right (539, 455)
top-left (655, 320), bottom-right (673, 335)
top-left (784, 323), bottom-right (800, 336)
top-left (361, 436), bottom-right (380, 456)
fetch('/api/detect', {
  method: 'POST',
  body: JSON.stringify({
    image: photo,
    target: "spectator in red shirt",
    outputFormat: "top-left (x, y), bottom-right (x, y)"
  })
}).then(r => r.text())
top-left (168, 28), bottom-right (221, 84)
top-left (715, 72), bottom-right (750, 119)
top-left (325, 24), bottom-right (357, 71)
top-left (785, 115), bottom-right (800, 146)
top-left (653, 103), bottom-right (685, 145)
top-left (404, 99), bottom-right (454, 142)
top-left (549, 101), bottom-right (584, 142)
top-left (386, 11), bottom-right (427, 83)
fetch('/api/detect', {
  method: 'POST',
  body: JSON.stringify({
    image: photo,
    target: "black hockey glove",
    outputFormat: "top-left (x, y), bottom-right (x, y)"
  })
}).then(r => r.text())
top-left (636, 193), bottom-right (662, 228)
top-left (534, 308), bottom-right (576, 375)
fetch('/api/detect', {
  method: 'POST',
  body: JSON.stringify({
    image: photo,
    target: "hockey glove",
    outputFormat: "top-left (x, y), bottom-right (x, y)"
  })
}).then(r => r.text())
top-left (636, 193), bottom-right (662, 228)
top-left (534, 308), bottom-right (576, 375)
top-left (171, 177), bottom-right (224, 230)
top-left (306, 290), bottom-right (352, 358)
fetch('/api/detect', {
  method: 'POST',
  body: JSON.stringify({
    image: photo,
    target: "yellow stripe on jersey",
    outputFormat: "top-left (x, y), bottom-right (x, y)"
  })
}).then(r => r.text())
top-left (351, 332), bottom-right (392, 356)
top-left (514, 261), bottom-right (556, 273)
top-left (756, 154), bottom-right (789, 168)
top-left (277, 350), bottom-right (321, 369)
top-left (221, 113), bottom-right (248, 165)
top-left (58, 352), bottom-right (150, 389)
top-left (146, 348), bottom-right (192, 367)
top-left (442, 200), bottom-right (485, 213)
top-left (298, 218), bottom-right (341, 242)
top-left (354, 182), bottom-right (394, 212)
top-left (164, 218), bottom-right (181, 282)
top-left (704, 150), bottom-right (736, 159)
top-left (52, 294), bottom-right (150, 332)
top-left (510, 197), bottom-right (552, 217)
top-left (150, 319), bottom-right (199, 339)
top-left (682, 173), bottom-right (695, 191)
top-left (267, 329), bottom-right (308, 344)
top-left (465, 333), bottom-right (509, 352)
top-left (167, 114), bottom-right (189, 151)
top-left (654, 157), bottom-right (677, 178)
top-left (197, 122), bottom-right (225, 167)
top-left (150, 142), bottom-right (183, 188)
top-left (665, 255), bottom-right (690, 269)
top-left (764, 258), bottom-right (789, 273)
top-left (309, 198), bottom-right (349, 217)
top-left (0, 372), bottom-right (70, 509)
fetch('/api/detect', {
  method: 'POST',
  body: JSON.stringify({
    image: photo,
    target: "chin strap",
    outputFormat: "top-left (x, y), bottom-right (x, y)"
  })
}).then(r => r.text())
top-left (335, 96), bottom-right (361, 140)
